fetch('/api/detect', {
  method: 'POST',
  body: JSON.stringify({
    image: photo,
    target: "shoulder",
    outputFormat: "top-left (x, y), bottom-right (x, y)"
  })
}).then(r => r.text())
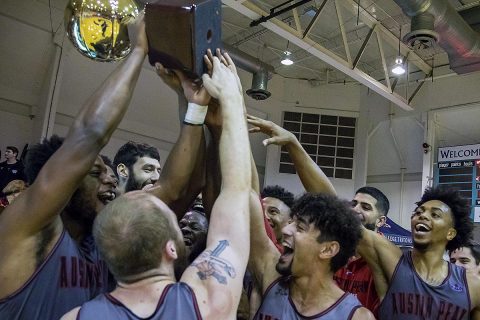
top-left (351, 306), bottom-right (376, 320)
top-left (466, 271), bottom-right (480, 308)
top-left (60, 306), bottom-right (81, 320)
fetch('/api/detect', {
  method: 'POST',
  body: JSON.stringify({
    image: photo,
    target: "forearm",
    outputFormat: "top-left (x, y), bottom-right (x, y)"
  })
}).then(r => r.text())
top-left (151, 123), bottom-right (204, 205)
top-left (70, 47), bottom-right (146, 146)
top-left (167, 126), bottom-right (206, 217)
top-left (202, 127), bottom-right (221, 219)
top-left (286, 138), bottom-right (336, 195)
top-left (248, 191), bottom-right (280, 293)
top-left (219, 95), bottom-right (251, 190)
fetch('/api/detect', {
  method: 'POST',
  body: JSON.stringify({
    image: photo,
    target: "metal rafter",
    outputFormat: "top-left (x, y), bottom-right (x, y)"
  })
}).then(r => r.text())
top-left (334, 0), bottom-right (352, 67)
top-left (222, 0), bottom-right (427, 111)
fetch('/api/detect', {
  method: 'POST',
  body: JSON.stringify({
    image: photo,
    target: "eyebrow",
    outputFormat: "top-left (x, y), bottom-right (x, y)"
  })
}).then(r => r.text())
top-left (296, 216), bottom-right (309, 225)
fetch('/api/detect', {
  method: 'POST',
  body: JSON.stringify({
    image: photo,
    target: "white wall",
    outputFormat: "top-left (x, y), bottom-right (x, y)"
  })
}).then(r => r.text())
top-left (0, 110), bottom-right (33, 161)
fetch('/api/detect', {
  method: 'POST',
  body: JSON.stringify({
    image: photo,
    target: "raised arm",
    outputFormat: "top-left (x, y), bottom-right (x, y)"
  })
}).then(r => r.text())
top-left (181, 50), bottom-right (251, 319)
top-left (357, 227), bottom-right (402, 300)
top-left (247, 115), bottom-right (335, 195)
top-left (0, 16), bottom-right (148, 241)
top-left (146, 66), bottom-right (209, 217)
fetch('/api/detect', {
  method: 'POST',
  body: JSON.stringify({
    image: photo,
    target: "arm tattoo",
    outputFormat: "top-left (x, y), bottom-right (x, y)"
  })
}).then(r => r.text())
top-left (192, 240), bottom-right (236, 284)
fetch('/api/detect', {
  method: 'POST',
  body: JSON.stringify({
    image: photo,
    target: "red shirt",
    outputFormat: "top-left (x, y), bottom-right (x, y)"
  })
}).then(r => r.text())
top-left (334, 256), bottom-right (379, 318)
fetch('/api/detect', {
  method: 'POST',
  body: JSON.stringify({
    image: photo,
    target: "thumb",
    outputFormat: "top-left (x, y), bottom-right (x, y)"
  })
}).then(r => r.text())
top-left (172, 69), bottom-right (187, 83)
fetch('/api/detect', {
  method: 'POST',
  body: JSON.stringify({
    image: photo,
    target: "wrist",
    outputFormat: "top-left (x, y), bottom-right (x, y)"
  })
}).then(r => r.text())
top-left (184, 102), bottom-right (208, 125)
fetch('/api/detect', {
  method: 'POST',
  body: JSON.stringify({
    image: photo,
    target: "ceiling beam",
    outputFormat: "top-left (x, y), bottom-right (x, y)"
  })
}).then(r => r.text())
top-left (222, 0), bottom-right (415, 111)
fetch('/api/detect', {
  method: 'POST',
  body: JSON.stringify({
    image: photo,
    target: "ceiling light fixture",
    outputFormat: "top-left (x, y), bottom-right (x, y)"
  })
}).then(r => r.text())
top-left (392, 56), bottom-right (406, 75)
top-left (281, 50), bottom-right (293, 65)
top-left (391, 26), bottom-right (406, 76)
top-left (281, 40), bottom-right (294, 65)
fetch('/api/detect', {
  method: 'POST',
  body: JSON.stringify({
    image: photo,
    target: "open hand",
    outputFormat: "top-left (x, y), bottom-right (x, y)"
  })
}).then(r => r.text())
top-left (202, 49), bottom-right (243, 100)
top-left (247, 114), bottom-right (296, 146)
top-left (155, 64), bottom-right (211, 106)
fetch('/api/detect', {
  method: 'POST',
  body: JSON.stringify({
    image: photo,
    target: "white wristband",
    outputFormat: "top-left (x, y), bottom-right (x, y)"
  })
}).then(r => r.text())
top-left (184, 102), bottom-right (208, 125)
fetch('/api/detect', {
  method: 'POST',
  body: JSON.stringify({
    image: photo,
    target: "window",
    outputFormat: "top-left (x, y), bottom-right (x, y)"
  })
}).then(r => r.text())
top-left (279, 112), bottom-right (356, 179)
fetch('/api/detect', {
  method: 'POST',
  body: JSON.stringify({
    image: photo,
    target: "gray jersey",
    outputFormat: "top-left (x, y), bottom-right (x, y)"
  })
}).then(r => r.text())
top-left (379, 251), bottom-right (471, 320)
top-left (77, 282), bottom-right (202, 319)
top-left (254, 276), bottom-right (362, 320)
top-left (0, 229), bottom-right (109, 320)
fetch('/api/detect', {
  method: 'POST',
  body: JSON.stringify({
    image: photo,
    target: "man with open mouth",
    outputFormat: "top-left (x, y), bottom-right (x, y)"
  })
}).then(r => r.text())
top-left (358, 186), bottom-right (480, 319)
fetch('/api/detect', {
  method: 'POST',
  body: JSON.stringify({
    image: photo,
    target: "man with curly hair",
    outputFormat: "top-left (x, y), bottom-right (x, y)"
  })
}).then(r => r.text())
top-left (359, 186), bottom-right (480, 319)
top-left (249, 192), bottom-right (374, 319)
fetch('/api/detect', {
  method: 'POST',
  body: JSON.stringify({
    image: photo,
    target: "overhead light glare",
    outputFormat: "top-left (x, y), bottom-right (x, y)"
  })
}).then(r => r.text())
top-left (281, 50), bottom-right (293, 65)
top-left (391, 56), bottom-right (405, 75)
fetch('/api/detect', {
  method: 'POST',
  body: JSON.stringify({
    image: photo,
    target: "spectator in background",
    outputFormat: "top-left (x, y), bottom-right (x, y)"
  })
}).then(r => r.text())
top-left (334, 186), bottom-right (390, 318)
top-left (0, 146), bottom-right (26, 197)
top-left (450, 242), bottom-right (480, 275)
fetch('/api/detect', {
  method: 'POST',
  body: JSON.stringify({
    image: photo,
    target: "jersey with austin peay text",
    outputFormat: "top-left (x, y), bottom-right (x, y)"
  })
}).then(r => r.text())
top-left (77, 282), bottom-right (202, 320)
top-left (0, 229), bottom-right (110, 320)
top-left (334, 256), bottom-right (380, 318)
top-left (379, 251), bottom-right (471, 320)
top-left (254, 276), bottom-right (362, 320)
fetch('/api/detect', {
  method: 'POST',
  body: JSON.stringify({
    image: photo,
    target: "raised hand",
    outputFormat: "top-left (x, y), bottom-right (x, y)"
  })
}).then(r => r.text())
top-left (155, 64), bottom-right (211, 106)
top-left (131, 11), bottom-right (148, 55)
top-left (247, 114), bottom-right (296, 146)
top-left (202, 49), bottom-right (243, 100)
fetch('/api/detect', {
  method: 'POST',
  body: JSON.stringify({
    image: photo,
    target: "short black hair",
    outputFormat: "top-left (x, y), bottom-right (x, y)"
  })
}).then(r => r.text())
top-left (356, 186), bottom-right (390, 216)
top-left (6, 146), bottom-right (19, 156)
top-left (261, 185), bottom-right (294, 208)
top-left (113, 141), bottom-right (160, 170)
top-left (291, 193), bottom-right (362, 272)
top-left (416, 186), bottom-right (472, 252)
top-left (449, 242), bottom-right (480, 265)
top-left (469, 243), bottom-right (480, 265)
top-left (24, 135), bottom-right (64, 184)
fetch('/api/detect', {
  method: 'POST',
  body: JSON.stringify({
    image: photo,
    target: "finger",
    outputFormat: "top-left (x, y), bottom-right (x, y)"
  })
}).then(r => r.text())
top-left (216, 48), bottom-right (228, 67)
top-left (246, 114), bottom-right (260, 121)
top-left (223, 52), bottom-right (237, 73)
top-left (211, 56), bottom-right (222, 71)
top-left (263, 137), bottom-right (278, 146)
top-left (172, 69), bottom-right (187, 82)
top-left (155, 63), bottom-right (165, 75)
top-left (204, 54), bottom-right (213, 73)
top-left (248, 127), bottom-right (261, 133)
top-left (246, 119), bottom-right (261, 127)
top-left (207, 48), bottom-right (214, 61)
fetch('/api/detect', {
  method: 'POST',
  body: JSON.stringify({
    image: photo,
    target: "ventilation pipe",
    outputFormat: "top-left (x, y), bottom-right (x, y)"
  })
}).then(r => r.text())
top-left (392, 0), bottom-right (480, 74)
top-left (222, 43), bottom-right (274, 100)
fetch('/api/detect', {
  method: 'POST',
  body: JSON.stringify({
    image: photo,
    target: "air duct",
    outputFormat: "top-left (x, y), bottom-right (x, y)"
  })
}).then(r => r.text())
top-left (222, 43), bottom-right (274, 100)
top-left (392, 0), bottom-right (480, 74)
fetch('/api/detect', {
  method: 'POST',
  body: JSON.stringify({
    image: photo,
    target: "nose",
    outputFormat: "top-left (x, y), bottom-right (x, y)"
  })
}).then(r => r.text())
top-left (102, 173), bottom-right (117, 187)
top-left (352, 203), bottom-right (361, 213)
top-left (281, 220), bottom-right (294, 238)
top-left (152, 168), bottom-right (161, 181)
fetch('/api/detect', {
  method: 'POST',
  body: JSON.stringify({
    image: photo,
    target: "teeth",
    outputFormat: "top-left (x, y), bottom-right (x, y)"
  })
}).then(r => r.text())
top-left (415, 223), bottom-right (430, 231)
